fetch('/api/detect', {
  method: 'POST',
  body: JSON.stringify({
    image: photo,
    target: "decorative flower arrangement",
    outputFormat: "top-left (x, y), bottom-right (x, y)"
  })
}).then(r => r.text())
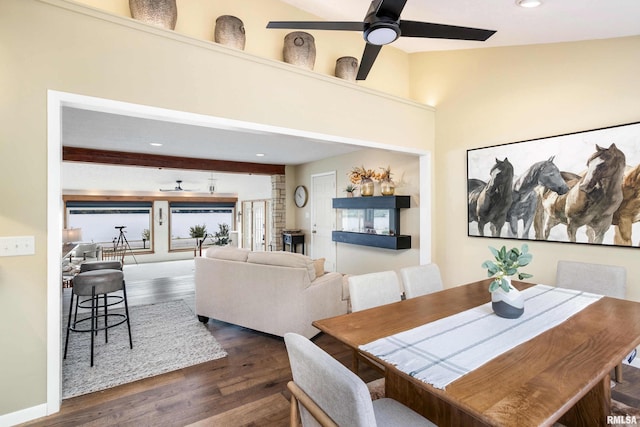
top-left (344, 184), bottom-right (357, 195)
top-left (378, 165), bottom-right (393, 182)
top-left (348, 165), bottom-right (379, 185)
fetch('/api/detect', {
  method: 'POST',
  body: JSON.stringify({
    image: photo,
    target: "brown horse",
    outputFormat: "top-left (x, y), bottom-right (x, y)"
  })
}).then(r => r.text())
top-left (612, 163), bottom-right (640, 245)
top-left (535, 144), bottom-right (626, 243)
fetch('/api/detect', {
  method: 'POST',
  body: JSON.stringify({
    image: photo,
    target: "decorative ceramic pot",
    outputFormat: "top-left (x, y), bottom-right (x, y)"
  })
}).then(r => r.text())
top-left (129, 0), bottom-right (177, 30)
top-left (491, 278), bottom-right (524, 319)
top-left (214, 15), bottom-right (245, 50)
top-left (380, 179), bottom-right (395, 196)
top-left (335, 56), bottom-right (358, 81)
top-left (360, 178), bottom-right (374, 197)
top-left (283, 32), bottom-right (316, 70)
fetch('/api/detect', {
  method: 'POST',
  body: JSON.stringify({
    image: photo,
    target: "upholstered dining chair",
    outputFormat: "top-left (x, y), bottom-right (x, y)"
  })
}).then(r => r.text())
top-left (348, 270), bottom-right (402, 312)
top-left (556, 260), bottom-right (627, 382)
top-left (348, 271), bottom-right (403, 374)
top-left (284, 333), bottom-right (436, 427)
top-left (399, 264), bottom-right (444, 299)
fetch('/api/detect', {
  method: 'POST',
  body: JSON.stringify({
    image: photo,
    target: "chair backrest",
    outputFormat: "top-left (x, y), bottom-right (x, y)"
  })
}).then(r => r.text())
top-left (102, 244), bottom-right (125, 265)
top-left (348, 271), bottom-right (402, 312)
top-left (284, 333), bottom-right (378, 427)
top-left (400, 264), bottom-right (444, 299)
top-left (556, 260), bottom-right (626, 298)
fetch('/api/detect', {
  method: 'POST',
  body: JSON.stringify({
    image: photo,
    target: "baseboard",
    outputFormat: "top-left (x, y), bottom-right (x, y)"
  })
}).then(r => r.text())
top-left (0, 403), bottom-right (47, 427)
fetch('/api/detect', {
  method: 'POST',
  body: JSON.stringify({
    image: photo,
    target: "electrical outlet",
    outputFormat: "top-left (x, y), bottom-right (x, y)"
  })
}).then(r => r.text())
top-left (0, 236), bottom-right (36, 256)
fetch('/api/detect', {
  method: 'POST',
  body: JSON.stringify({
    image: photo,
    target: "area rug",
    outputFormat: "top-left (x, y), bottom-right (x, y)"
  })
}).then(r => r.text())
top-left (63, 299), bottom-right (227, 399)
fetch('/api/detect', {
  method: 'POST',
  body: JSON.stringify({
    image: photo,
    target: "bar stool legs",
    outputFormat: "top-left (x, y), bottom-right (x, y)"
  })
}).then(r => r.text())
top-left (64, 269), bottom-right (132, 367)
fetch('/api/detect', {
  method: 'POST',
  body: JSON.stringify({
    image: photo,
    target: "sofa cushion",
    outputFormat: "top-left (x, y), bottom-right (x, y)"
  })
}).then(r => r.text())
top-left (205, 246), bottom-right (250, 262)
top-left (313, 258), bottom-right (325, 278)
top-left (247, 251), bottom-right (316, 282)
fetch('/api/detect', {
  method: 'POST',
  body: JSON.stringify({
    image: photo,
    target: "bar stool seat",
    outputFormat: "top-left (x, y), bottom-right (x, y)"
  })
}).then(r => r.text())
top-left (80, 260), bottom-right (122, 272)
top-left (64, 268), bottom-right (132, 367)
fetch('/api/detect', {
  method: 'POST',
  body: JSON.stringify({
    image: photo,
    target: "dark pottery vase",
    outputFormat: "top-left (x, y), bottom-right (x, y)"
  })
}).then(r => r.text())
top-left (491, 280), bottom-right (524, 319)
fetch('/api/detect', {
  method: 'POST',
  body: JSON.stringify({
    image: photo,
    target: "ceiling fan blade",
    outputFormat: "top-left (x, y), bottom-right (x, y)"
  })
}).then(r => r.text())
top-left (399, 20), bottom-right (496, 41)
top-left (267, 21), bottom-right (364, 31)
top-left (356, 43), bottom-right (383, 80)
top-left (376, 0), bottom-right (408, 19)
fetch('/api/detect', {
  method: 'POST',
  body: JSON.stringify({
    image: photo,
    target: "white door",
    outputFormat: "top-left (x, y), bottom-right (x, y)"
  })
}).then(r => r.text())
top-left (311, 172), bottom-right (337, 271)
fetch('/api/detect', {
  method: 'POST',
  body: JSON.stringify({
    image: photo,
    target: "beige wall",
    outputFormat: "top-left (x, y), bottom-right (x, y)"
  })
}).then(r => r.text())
top-left (0, 0), bottom-right (432, 420)
top-left (74, 0), bottom-right (411, 98)
top-left (411, 36), bottom-right (640, 301)
top-left (293, 149), bottom-right (422, 274)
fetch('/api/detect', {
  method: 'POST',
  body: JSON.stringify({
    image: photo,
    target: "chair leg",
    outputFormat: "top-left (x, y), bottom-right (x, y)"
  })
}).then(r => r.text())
top-left (122, 280), bottom-right (133, 349)
top-left (352, 349), bottom-right (360, 374)
top-left (90, 287), bottom-right (96, 367)
top-left (290, 394), bottom-right (299, 427)
top-left (63, 292), bottom-right (75, 359)
top-left (615, 363), bottom-right (623, 383)
top-left (103, 293), bottom-right (108, 343)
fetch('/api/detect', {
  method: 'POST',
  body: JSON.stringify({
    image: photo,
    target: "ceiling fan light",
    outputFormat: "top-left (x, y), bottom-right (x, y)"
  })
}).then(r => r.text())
top-left (364, 24), bottom-right (399, 45)
top-left (516, 0), bottom-right (542, 8)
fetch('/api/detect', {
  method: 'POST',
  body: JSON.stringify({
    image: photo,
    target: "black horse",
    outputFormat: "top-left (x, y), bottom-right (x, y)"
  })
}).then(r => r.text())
top-left (468, 158), bottom-right (514, 237)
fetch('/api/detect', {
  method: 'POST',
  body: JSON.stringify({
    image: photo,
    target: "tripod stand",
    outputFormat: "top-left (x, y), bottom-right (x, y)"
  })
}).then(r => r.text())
top-left (112, 226), bottom-right (138, 265)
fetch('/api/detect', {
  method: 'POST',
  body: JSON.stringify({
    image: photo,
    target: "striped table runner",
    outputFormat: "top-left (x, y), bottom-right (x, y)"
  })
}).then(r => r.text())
top-left (360, 285), bottom-right (602, 390)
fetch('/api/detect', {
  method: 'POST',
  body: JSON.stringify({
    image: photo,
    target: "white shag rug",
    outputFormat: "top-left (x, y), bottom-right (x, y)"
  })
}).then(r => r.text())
top-left (63, 299), bottom-right (226, 399)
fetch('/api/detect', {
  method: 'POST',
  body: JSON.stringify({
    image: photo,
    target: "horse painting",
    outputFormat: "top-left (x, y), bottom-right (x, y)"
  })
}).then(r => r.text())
top-left (612, 163), bottom-right (640, 246)
top-left (468, 158), bottom-right (514, 237)
top-left (506, 156), bottom-right (569, 239)
top-left (535, 144), bottom-right (626, 243)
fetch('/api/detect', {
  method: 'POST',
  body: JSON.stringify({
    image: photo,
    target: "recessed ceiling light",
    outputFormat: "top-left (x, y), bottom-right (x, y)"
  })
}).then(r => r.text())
top-left (516, 0), bottom-right (542, 7)
top-left (149, 142), bottom-right (163, 147)
top-left (256, 153), bottom-right (265, 157)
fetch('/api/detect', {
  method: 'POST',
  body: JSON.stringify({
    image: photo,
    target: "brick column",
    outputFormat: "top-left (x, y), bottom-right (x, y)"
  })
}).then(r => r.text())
top-left (271, 174), bottom-right (286, 251)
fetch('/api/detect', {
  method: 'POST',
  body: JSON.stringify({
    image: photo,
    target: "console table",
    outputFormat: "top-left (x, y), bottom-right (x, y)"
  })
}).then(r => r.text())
top-left (282, 233), bottom-right (305, 254)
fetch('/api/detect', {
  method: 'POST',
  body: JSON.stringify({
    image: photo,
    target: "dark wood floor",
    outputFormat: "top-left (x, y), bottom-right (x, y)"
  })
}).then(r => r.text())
top-left (24, 273), bottom-right (381, 427)
top-left (22, 271), bottom-right (640, 426)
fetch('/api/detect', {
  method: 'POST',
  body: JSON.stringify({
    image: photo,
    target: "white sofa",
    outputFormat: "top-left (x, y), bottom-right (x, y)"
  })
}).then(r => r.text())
top-left (195, 247), bottom-right (347, 338)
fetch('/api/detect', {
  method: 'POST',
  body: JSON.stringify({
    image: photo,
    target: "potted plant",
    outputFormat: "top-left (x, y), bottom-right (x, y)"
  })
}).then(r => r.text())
top-left (213, 223), bottom-right (230, 246)
top-left (344, 184), bottom-right (357, 197)
top-left (189, 224), bottom-right (207, 239)
top-left (378, 165), bottom-right (395, 196)
top-left (481, 244), bottom-right (533, 319)
top-left (141, 228), bottom-right (150, 249)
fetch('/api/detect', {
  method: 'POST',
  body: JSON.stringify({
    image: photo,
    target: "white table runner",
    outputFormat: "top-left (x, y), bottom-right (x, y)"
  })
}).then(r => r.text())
top-left (360, 285), bottom-right (602, 390)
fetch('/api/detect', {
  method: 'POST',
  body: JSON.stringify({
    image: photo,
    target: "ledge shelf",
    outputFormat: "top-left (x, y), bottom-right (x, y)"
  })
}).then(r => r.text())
top-left (332, 195), bottom-right (411, 250)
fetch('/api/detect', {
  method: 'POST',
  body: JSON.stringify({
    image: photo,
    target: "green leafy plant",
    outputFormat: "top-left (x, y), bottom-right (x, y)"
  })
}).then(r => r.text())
top-left (344, 184), bottom-right (357, 194)
top-left (481, 244), bottom-right (533, 293)
top-left (213, 223), bottom-right (230, 246)
top-left (141, 229), bottom-right (150, 241)
top-left (189, 224), bottom-right (207, 239)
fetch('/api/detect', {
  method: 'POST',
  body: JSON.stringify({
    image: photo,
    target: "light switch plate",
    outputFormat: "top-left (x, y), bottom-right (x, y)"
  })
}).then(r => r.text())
top-left (0, 236), bottom-right (36, 256)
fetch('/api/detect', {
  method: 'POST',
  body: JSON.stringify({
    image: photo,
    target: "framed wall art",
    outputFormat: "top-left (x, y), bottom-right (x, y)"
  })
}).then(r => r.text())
top-left (467, 121), bottom-right (640, 247)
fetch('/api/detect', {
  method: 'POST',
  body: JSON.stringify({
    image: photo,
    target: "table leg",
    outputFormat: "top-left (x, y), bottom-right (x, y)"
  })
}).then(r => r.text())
top-left (558, 374), bottom-right (611, 427)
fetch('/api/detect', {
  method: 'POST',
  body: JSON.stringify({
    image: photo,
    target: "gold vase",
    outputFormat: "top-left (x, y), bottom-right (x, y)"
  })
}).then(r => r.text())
top-left (381, 179), bottom-right (395, 196)
top-left (360, 178), bottom-right (374, 197)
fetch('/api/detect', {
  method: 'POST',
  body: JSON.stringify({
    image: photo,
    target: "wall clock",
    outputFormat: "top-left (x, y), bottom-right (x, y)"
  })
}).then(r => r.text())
top-left (294, 185), bottom-right (308, 208)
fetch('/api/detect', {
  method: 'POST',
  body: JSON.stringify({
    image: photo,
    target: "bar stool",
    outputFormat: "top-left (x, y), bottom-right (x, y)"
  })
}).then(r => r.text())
top-left (64, 268), bottom-right (132, 367)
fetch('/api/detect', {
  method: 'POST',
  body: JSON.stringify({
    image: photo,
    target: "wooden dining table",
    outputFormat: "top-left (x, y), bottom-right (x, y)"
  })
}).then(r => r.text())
top-left (312, 279), bottom-right (640, 427)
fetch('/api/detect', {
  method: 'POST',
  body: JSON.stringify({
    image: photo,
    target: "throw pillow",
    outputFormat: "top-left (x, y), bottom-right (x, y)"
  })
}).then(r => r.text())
top-left (313, 258), bottom-right (325, 277)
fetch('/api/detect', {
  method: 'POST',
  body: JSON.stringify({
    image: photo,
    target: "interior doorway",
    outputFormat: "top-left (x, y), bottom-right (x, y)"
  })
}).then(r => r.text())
top-left (310, 172), bottom-right (337, 271)
top-left (241, 200), bottom-right (271, 251)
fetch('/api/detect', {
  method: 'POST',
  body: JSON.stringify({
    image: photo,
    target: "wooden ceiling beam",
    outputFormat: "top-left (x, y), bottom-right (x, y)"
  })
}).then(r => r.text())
top-left (62, 146), bottom-right (285, 175)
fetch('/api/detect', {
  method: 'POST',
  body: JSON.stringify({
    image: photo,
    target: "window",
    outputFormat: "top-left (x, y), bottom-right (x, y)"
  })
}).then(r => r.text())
top-left (66, 201), bottom-right (153, 252)
top-left (169, 202), bottom-right (235, 251)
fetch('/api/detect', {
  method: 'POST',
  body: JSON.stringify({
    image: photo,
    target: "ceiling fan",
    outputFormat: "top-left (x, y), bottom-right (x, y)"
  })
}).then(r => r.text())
top-left (159, 180), bottom-right (195, 192)
top-left (267, 0), bottom-right (496, 80)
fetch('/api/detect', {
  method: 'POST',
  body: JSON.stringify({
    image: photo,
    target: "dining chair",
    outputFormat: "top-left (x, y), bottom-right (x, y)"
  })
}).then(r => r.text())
top-left (556, 260), bottom-right (627, 382)
top-left (284, 333), bottom-right (436, 427)
top-left (399, 264), bottom-right (444, 299)
top-left (348, 271), bottom-right (403, 374)
top-left (348, 270), bottom-right (402, 312)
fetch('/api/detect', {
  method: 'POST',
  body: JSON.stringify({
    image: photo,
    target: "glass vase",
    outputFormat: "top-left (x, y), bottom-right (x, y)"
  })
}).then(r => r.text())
top-left (359, 178), bottom-right (374, 197)
top-left (380, 179), bottom-right (395, 196)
